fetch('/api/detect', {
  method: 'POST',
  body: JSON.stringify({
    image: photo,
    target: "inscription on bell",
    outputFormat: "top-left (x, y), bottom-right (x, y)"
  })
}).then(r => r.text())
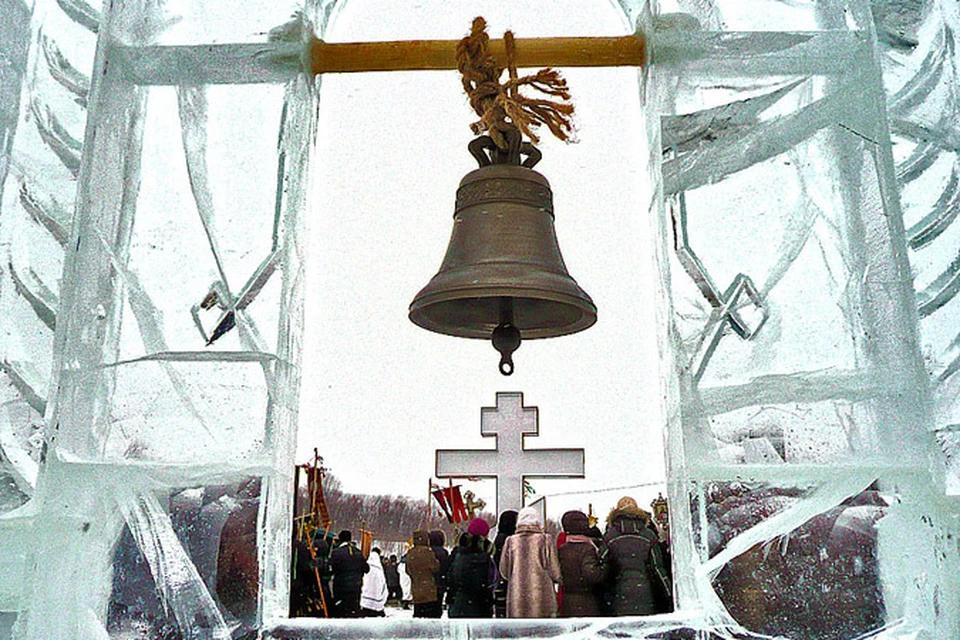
top-left (456, 178), bottom-right (554, 214)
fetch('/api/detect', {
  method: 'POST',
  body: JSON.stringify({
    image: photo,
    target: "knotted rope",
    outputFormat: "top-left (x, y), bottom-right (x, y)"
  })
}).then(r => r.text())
top-left (456, 17), bottom-right (575, 149)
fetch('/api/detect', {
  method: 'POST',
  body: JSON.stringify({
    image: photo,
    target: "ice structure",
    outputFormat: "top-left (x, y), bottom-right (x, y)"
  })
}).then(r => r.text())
top-left (0, 0), bottom-right (958, 638)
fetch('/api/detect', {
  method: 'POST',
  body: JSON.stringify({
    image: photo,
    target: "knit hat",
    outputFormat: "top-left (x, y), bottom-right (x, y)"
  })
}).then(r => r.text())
top-left (467, 517), bottom-right (490, 537)
top-left (616, 496), bottom-right (639, 511)
top-left (561, 510), bottom-right (590, 535)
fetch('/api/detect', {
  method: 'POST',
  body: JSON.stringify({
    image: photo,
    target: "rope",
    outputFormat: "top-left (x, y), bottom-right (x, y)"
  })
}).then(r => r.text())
top-left (539, 480), bottom-right (666, 499)
top-left (456, 17), bottom-right (575, 149)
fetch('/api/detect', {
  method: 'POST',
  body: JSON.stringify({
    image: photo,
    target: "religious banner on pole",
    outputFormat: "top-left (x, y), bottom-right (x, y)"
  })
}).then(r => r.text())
top-left (359, 523), bottom-right (373, 559)
top-left (447, 484), bottom-right (469, 523)
top-left (304, 464), bottom-right (332, 531)
top-left (435, 392), bottom-right (585, 515)
top-left (430, 481), bottom-right (469, 523)
top-left (431, 482), bottom-right (453, 521)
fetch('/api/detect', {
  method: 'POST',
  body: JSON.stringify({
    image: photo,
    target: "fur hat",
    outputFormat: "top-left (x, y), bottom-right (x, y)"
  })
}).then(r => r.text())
top-left (467, 517), bottom-right (490, 537)
top-left (561, 510), bottom-right (590, 535)
top-left (428, 530), bottom-right (446, 547)
top-left (608, 496), bottom-right (652, 527)
top-left (412, 529), bottom-right (430, 546)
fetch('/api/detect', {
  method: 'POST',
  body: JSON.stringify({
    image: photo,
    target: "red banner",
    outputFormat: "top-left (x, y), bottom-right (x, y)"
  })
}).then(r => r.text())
top-left (431, 486), bottom-right (453, 522)
top-left (444, 485), bottom-right (469, 524)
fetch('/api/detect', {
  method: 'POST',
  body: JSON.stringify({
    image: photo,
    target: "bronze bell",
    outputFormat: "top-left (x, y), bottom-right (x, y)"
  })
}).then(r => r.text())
top-left (409, 135), bottom-right (597, 375)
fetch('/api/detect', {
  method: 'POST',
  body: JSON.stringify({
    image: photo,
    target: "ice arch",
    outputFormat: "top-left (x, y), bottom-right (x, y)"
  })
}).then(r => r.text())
top-left (0, 0), bottom-right (957, 638)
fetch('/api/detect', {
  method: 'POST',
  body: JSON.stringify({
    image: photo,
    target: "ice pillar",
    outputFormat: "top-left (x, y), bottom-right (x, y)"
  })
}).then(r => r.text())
top-left (14, 0), bottom-right (324, 636)
top-left (644, 0), bottom-right (959, 637)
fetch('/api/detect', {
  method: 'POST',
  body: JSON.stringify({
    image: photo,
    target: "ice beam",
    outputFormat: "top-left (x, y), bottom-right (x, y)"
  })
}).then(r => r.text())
top-left (107, 34), bottom-right (647, 86)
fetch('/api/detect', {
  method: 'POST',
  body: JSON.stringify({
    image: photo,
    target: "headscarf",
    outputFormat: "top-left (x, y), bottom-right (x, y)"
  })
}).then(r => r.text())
top-left (517, 506), bottom-right (541, 527)
top-left (493, 510), bottom-right (518, 565)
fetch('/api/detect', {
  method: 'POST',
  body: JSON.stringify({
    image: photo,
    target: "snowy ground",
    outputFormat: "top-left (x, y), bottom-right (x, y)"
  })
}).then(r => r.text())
top-left (383, 603), bottom-right (414, 619)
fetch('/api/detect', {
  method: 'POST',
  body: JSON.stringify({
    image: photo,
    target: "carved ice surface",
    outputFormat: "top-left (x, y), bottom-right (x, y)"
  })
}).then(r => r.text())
top-left (0, 0), bottom-right (959, 639)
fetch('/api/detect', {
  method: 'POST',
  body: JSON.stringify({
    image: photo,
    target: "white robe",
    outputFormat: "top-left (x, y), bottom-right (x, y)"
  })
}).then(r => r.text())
top-left (398, 559), bottom-right (412, 602)
top-left (361, 551), bottom-right (388, 612)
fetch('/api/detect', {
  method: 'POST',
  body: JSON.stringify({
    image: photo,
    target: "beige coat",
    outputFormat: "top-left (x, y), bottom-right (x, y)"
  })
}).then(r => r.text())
top-left (499, 524), bottom-right (562, 617)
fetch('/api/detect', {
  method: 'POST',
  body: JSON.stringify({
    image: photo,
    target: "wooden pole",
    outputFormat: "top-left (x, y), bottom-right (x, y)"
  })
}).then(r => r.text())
top-left (310, 33), bottom-right (645, 75)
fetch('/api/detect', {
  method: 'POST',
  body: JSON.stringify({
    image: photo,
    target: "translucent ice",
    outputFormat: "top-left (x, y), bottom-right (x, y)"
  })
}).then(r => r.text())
top-left (1, 0), bottom-right (959, 638)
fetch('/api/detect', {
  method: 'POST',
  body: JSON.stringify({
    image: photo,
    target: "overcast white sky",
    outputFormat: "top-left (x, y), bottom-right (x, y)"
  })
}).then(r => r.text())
top-left (298, 0), bottom-right (667, 522)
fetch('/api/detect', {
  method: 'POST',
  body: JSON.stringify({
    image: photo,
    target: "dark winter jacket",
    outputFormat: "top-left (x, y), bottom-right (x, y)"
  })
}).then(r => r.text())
top-left (558, 536), bottom-right (606, 616)
top-left (447, 533), bottom-right (496, 618)
top-left (603, 504), bottom-right (671, 616)
top-left (429, 530), bottom-right (451, 603)
top-left (383, 557), bottom-right (401, 592)
top-left (493, 510), bottom-right (518, 618)
top-left (290, 538), bottom-right (320, 616)
top-left (493, 510), bottom-right (518, 568)
top-left (406, 530), bottom-right (441, 604)
top-left (328, 541), bottom-right (369, 597)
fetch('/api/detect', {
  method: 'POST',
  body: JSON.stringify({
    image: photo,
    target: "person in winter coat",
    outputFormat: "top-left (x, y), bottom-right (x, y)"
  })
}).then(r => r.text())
top-left (603, 497), bottom-right (672, 616)
top-left (557, 510), bottom-right (607, 617)
top-left (405, 530), bottom-right (442, 618)
top-left (289, 537), bottom-right (320, 617)
top-left (492, 509), bottom-right (518, 618)
top-left (384, 554), bottom-right (403, 603)
top-left (360, 548), bottom-right (388, 616)
top-left (429, 530), bottom-right (451, 609)
top-left (328, 530), bottom-right (370, 618)
top-left (447, 518), bottom-right (497, 618)
top-left (586, 525), bottom-right (613, 615)
top-left (499, 506), bottom-right (562, 618)
top-left (311, 529), bottom-right (336, 615)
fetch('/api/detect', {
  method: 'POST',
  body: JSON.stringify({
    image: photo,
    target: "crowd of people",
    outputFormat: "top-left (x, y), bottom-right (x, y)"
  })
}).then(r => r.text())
top-left (292, 496), bottom-right (672, 619)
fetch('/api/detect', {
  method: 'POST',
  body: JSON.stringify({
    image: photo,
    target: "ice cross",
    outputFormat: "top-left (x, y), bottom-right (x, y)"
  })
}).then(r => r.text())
top-left (435, 392), bottom-right (585, 515)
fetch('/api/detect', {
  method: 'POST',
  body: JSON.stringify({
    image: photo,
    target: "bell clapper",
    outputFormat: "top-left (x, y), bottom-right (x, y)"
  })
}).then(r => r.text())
top-left (492, 297), bottom-right (522, 375)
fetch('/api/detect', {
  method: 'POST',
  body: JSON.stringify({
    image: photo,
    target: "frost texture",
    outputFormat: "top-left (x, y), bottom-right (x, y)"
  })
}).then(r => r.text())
top-left (648, 1), bottom-right (960, 638)
top-left (0, 0), bottom-right (959, 639)
top-left (1, 0), bottom-right (318, 636)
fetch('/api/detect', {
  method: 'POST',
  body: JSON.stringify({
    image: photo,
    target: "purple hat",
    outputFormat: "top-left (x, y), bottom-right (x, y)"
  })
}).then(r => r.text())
top-left (467, 518), bottom-right (490, 537)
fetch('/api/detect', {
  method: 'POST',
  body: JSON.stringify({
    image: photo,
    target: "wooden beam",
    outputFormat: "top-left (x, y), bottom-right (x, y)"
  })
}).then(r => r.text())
top-left (310, 34), bottom-right (646, 75)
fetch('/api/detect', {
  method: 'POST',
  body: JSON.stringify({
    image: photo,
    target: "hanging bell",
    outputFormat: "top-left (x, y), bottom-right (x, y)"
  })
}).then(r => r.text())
top-left (409, 134), bottom-right (597, 375)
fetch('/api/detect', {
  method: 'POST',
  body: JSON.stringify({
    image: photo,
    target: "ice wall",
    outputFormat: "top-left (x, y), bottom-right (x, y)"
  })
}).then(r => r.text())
top-left (0, 0), bottom-right (96, 632)
top-left (884, 0), bottom-right (960, 493)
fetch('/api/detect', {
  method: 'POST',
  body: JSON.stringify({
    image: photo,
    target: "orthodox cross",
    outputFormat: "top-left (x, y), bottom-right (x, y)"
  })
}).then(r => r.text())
top-left (463, 490), bottom-right (486, 520)
top-left (436, 392), bottom-right (585, 515)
